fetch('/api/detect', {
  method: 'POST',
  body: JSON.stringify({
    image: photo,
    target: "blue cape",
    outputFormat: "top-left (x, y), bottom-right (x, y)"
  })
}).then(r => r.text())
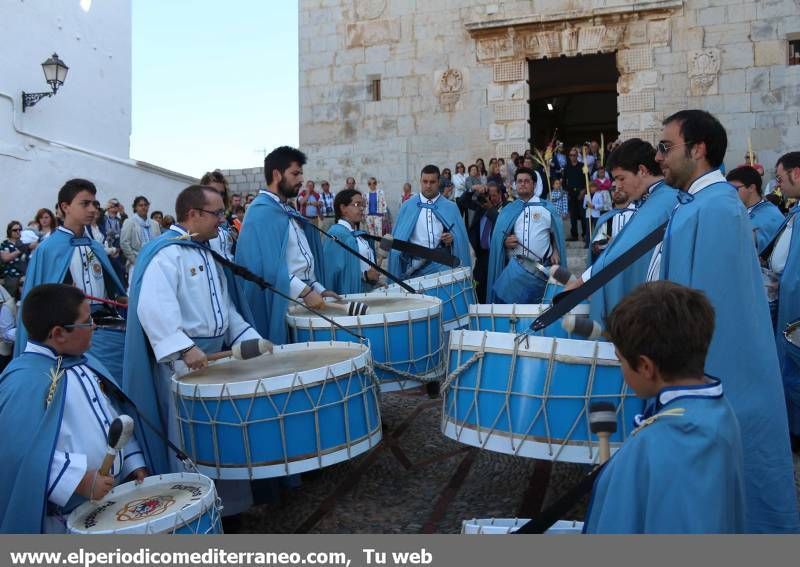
top-left (0, 351), bottom-right (128, 533)
top-left (774, 207), bottom-right (800, 436)
top-left (14, 229), bottom-right (125, 358)
top-left (588, 181), bottom-right (678, 324)
top-left (486, 198), bottom-right (566, 303)
top-left (585, 394), bottom-right (745, 533)
top-left (234, 192), bottom-right (324, 344)
top-left (587, 207), bottom-right (634, 265)
top-left (388, 195), bottom-right (472, 278)
top-left (122, 229), bottom-right (219, 475)
top-left (749, 200), bottom-right (785, 254)
top-left (660, 180), bottom-right (798, 533)
top-left (322, 223), bottom-right (372, 295)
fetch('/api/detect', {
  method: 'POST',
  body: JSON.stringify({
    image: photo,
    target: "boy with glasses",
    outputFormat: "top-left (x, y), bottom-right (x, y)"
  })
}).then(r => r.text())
top-left (0, 284), bottom-right (147, 533)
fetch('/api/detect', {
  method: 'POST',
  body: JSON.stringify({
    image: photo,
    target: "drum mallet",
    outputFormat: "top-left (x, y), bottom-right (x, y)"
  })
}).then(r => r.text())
top-left (561, 315), bottom-right (603, 340)
top-left (323, 300), bottom-right (369, 316)
top-left (207, 338), bottom-right (274, 362)
top-left (589, 402), bottom-right (617, 465)
top-left (98, 414), bottom-right (135, 476)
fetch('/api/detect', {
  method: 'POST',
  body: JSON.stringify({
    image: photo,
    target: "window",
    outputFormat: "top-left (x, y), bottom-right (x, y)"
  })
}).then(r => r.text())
top-left (789, 39), bottom-right (800, 66)
top-left (369, 77), bottom-right (381, 101)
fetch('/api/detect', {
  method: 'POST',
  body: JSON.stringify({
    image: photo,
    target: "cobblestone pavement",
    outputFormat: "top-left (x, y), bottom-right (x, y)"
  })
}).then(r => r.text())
top-left (239, 239), bottom-right (800, 533)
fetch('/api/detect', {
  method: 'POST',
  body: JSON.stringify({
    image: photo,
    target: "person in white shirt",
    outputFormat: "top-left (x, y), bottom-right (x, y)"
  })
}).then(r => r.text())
top-left (120, 196), bottom-right (161, 273)
top-left (201, 170), bottom-right (237, 260)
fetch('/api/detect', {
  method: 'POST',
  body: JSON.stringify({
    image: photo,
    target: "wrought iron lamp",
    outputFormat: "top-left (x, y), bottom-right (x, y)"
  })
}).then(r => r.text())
top-left (22, 53), bottom-right (69, 112)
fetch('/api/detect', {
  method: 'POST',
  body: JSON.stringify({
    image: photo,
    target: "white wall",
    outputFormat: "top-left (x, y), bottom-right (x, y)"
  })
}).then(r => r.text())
top-left (0, 0), bottom-right (191, 227)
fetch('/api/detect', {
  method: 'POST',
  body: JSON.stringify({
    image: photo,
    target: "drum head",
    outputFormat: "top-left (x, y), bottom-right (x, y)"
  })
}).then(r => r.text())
top-left (288, 293), bottom-right (438, 317)
top-left (178, 345), bottom-right (365, 385)
top-left (67, 473), bottom-right (215, 534)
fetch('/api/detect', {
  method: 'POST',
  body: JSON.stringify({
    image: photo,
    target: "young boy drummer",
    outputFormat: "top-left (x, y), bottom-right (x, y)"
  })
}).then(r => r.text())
top-left (584, 281), bottom-right (746, 533)
top-left (0, 284), bottom-right (147, 533)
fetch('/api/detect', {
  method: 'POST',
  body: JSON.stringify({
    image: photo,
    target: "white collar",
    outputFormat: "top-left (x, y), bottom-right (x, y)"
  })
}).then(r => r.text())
top-left (337, 219), bottom-right (356, 230)
top-left (646, 179), bottom-right (664, 194)
top-left (657, 377), bottom-right (723, 409)
top-left (57, 226), bottom-right (76, 236)
top-left (261, 190), bottom-right (282, 203)
top-left (687, 169), bottom-right (726, 196)
top-left (25, 341), bottom-right (59, 360)
top-left (521, 195), bottom-right (541, 204)
top-left (747, 199), bottom-right (766, 213)
top-left (170, 224), bottom-right (189, 236)
top-left (419, 193), bottom-right (440, 205)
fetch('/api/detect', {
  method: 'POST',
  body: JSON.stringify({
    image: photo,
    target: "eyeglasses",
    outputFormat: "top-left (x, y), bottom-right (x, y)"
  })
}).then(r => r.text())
top-left (730, 183), bottom-right (746, 191)
top-left (63, 317), bottom-right (96, 330)
top-left (656, 140), bottom-right (693, 155)
top-left (348, 202), bottom-right (366, 208)
top-left (193, 208), bottom-right (226, 218)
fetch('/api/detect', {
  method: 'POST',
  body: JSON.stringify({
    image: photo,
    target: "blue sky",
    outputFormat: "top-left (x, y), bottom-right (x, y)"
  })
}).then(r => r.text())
top-left (130, 1), bottom-right (299, 176)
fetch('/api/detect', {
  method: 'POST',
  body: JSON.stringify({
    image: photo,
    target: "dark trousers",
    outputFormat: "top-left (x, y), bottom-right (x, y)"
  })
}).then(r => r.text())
top-left (567, 195), bottom-right (585, 239)
top-left (473, 248), bottom-right (490, 303)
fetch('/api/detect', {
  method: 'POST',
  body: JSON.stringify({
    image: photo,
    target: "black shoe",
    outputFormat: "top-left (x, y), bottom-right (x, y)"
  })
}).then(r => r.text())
top-left (222, 514), bottom-right (243, 534)
top-left (425, 382), bottom-right (440, 399)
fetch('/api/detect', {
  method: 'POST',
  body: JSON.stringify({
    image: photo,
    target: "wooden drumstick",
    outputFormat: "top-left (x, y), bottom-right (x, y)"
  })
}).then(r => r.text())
top-left (562, 315), bottom-right (603, 340)
top-left (207, 338), bottom-right (274, 362)
top-left (589, 401), bottom-right (617, 464)
top-left (98, 415), bottom-right (135, 476)
top-left (322, 301), bottom-right (369, 316)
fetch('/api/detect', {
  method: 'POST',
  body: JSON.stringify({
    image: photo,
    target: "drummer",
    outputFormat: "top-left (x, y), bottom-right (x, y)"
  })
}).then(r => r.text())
top-left (123, 185), bottom-right (263, 520)
top-left (322, 189), bottom-right (380, 294)
top-left (13, 179), bottom-right (127, 379)
top-left (388, 165), bottom-right (472, 280)
top-left (767, 152), bottom-right (800, 448)
top-left (0, 284), bottom-right (147, 533)
top-left (235, 146), bottom-right (339, 344)
top-left (485, 167), bottom-right (566, 303)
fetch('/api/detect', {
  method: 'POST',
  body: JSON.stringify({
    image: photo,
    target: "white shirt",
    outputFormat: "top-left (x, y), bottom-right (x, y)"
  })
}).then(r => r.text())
top-left (510, 196), bottom-right (552, 261)
top-left (337, 219), bottom-right (375, 278)
top-left (0, 303), bottom-right (15, 345)
top-left (261, 191), bottom-right (325, 299)
top-left (136, 225), bottom-right (259, 362)
top-left (452, 173), bottom-right (468, 199)
top-left (208, 225), bottom-right (235, 261)
top-left (647, 169), bottom-right (726, 282)
top-left (592, 203), bottom-right (636, 244)
top-left (30, 341), bottom-right (146, 515)
top-left (770, 214), bottom-right (794, 275)
top-left (60, 227), bottom-right (108, 308)
top-left (411, 193), bottom-right (445, 249)
top-left (533, 171), bottom-right (545, 198)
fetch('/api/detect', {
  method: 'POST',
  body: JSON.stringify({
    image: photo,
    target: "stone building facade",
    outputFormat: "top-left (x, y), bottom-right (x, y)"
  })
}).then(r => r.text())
top-left (298, 0), bottom-right (800, 205)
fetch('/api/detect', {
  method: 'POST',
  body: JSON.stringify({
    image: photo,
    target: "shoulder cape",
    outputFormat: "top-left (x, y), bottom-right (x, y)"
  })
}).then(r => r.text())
top-left (660, 181), bottom-right (798, 533)
top-left (388, 195), bottom-right (471, 278)
top-left (584, 396), bottom-right (745, 533)
top-left (14, 230), bottom-right (124, 357)
top-left (588, 182), bottom-right (678, 323)
top-left (0, 352), bottom-right (124, 533)
top-left (486, 198), bottom-right (566, 303)
top-left (234, 193), bottom-right (324, 344)
top-left (750, 200), bottom-right (785, 254)
top-left (587, 207), bottom-right (630, 265)
top-left (322, 224), bottom-right (368, 295)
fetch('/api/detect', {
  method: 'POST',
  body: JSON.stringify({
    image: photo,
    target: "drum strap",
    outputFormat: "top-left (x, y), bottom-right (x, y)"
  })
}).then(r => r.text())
top-left (513, 461), bottom-right (608, 534)
top-left (360, 233), bottom-right (459, 268)
top-left (531, 221), bottom-right (668, 331)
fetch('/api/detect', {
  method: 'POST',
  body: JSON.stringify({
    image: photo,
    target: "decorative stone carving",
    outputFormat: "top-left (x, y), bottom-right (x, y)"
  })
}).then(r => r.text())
top-left (602, 25), bottom-right (626, 49)
top-left (538, 31), bottom-right (562, 56)
top-left (688, 49), bottom-right (721, 96)
top-left (562, 27), bottom-right (579, 53)
top-left (489, 123), bottom-right (506, 141)
top-left (437, 68), bottom-right (464, 112)
top-left (476, 33), bottom-right (515, 62)
top-left (346, 19), bottom-right (401, 48)
top-left (578, 26), bottom-right (606, 51)
top-left (355, 0), bottom-right (386, 20)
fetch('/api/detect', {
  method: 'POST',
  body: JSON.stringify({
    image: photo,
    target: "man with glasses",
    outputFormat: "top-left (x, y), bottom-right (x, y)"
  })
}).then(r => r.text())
top-left (14, 179), bottom-right (127, 381)
top-left (562, 147), bottom-right (587, 241)
top-left (123, 185), bottom-right (263, 522)
top-left (650, 111), bottom-right (797, 533)
top-left (236, 146), bottom-right (337, 344)
top-left (0, 284), bottom-right (148, 533)
top-left (764, 152), bottom-right (800, 460)
top-left (726, 166), bottom-right (783, 252)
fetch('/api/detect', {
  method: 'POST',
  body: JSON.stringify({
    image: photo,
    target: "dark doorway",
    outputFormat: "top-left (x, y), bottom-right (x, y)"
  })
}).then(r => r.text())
top-left (528, 53), bottom-right (619, 151)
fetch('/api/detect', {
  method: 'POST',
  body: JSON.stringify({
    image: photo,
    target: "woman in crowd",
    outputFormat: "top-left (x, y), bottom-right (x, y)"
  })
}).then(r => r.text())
top-left (0, 221), bottom-right (34, 298)
top-left (33, 208), bottom-right (56, 241)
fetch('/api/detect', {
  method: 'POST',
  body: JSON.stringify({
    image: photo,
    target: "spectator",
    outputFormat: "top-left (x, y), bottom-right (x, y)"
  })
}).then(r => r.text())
top-left (0, 221), bottom-right (34, 298)
top-left (150, 210), bottom-right (164, 226)
top-left (245, 193), bottom-right (256, 206)
top-left (551, 141), bottom-right (567, 180)
top-left (452, 163), bottom-right (468, 201)
top-left (400, 182), bottom-right (415, 205)
top-left (468, 181), bottom-right (504, 303)
top-left (439, 168), bottom-right (453, 195)
top-left (365, 176), bottom-right (389, 238)
top-left (738, 151), bottom-right (765, 177)
top-left (549, 178), bottom-right (569, 224)
top-left (161, 214), bottom-right (176, 230)
top-left (100, 198), bottom-right (126, 283)
top-left (461, 164), bottom-right (485, 224)
top-left (33, 208), bottom-right (56, 241)
top-left (344, 177), bottom-right (356, 191)
top-left (507, 153), bottom-right (519, 181)
top-left (87, 202), bottom-right (118, 261)
top-left (320, 180), bottom-right (336, 230)
top-left (563, 147), bottom-right (587, 241)
top-left (201, 169), bottom-right (237, 259)
top-left (298, 180), bottom-right (323, 227)
top-left (475, 158), bottom-right (488, 181)
top-left (487, 160), bottom-right (505, 194)
top-left (592, 165), bottom-right (613, 192)
top-left (0, 283), bottom-right (15, 371)
top-left (120, 196), bottom-right (161, 274)
top-left (583, 181), bottom-right (611, 248)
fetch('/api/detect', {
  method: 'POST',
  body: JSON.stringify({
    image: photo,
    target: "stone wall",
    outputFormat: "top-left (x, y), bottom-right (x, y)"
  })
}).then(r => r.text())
top-left (299, 0), bottom-right (799, 205)
top-left (219, 167), bottom-right (264, 196)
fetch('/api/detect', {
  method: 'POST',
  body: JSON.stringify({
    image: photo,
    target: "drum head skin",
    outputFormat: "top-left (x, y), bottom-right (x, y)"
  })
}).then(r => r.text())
top-left (288, 293), bottom-right (438, 317)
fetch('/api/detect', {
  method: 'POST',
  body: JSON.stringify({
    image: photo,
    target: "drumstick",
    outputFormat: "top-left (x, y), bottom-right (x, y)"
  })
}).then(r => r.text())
top-left (549, 265), bottom-right (575, 285)
top-left (207, 338), bottom-right (274, 362)
top-left (323, 301), bottom-right (369, 316)
top-left (98, 415), bottom-right (135, 477)
top-left (589, 402), bottom-right (617, 464)
top-left (83, 294), bottom-right (128, 309)
top-left (562, 315), bottom-right (603, 340)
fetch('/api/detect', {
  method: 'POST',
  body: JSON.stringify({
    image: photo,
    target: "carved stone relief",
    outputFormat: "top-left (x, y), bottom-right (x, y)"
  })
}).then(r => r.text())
top-left (354, 0), bottom-right (386, 20)
top-left (687, 49), bottom-right (721, 96)
top-left (437, 68), bottom-right (465, 112)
